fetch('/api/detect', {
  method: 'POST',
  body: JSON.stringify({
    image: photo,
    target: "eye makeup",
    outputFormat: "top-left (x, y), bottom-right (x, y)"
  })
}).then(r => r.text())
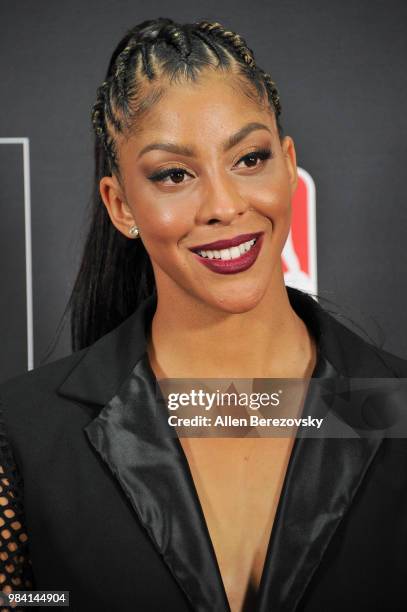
top-left (147, 146), bottom-right (273, 185)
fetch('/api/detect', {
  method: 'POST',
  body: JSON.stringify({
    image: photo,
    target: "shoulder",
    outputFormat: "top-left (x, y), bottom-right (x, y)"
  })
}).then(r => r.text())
top-left (288, 287), bottom-right (407, 377)
top-left (0, 348), bottom-right (95, 468)
top-left (0, 348), bottom-right (89, 411)
top-left (321, 306), bottom-right (407, 377)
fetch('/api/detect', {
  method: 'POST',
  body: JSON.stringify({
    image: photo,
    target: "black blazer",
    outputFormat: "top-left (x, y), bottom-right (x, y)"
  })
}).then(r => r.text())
top-left (0, 286), bottom-right (407, 612)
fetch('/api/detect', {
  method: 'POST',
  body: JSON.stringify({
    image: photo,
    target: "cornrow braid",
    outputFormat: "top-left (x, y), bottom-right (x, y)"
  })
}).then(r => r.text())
top-left (91, 79), bottom-right (121, 170)
top-left (91, 82), bottom-right (111, 153)
top-left (161, 24), bottom-right (192, 60)
top-left (261, 70), bottom-right (282, 117)
top-left (197, 21), bottom-right (256, 69)
top-left (196, 20), bottom-right (281, 118)
top-left (114, 43), bottom-right (137, 85)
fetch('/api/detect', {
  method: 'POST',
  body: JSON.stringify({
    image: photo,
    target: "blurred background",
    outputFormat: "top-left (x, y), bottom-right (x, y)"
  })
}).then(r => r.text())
top-left (1, 0), bottom-right (406, 382)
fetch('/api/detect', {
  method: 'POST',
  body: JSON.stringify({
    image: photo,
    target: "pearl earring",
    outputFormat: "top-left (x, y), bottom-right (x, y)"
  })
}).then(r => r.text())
top-left (129, 225), bottom-right (139, 238)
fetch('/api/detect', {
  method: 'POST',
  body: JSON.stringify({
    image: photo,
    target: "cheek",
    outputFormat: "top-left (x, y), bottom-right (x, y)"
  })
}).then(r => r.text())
top-left (244, 170), bottom-right (292, 224)
top-left (127, 188), bottom-right (195, 252)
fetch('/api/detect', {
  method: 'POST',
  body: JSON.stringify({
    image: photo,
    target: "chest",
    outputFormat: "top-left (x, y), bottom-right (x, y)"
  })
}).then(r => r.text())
top-left (179, 437), bottom-right (295, 612)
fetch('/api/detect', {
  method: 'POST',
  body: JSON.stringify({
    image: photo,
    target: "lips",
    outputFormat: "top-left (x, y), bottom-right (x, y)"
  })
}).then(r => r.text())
top-left (190, 232), bottom-right (265, 275)
top-left (189, 231), bottom-right (263, 252)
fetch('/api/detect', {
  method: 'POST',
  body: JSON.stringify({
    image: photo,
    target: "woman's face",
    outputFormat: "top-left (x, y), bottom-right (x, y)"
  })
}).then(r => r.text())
top-left (100, 70), bottom-right (298, 313)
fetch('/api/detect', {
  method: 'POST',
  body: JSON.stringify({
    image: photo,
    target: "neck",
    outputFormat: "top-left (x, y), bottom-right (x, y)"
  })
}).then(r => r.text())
top-left (147, 268), bottom-right (317, 379)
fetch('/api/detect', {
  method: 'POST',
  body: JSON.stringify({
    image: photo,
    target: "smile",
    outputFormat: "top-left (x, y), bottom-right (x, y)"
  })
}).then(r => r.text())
top-left (197, 238), bottom-right (257, 260)
top-left (190, 232), bottom-right (264, 275)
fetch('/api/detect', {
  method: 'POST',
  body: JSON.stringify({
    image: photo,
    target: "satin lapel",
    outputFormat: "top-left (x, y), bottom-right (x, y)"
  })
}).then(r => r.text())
top-left (83, 353), bottom-right (230, 612)
top-left (256, 357), bottom-right (384, 612)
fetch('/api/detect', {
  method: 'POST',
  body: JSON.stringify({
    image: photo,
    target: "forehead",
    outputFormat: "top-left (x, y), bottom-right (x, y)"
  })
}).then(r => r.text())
top-left (126, 70), bottom-right (275, 141)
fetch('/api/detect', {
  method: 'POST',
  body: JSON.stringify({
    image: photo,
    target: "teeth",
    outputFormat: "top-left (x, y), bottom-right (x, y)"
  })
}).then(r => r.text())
top-left (197, 238), bottom-right (256, 260)
top-left (220, 248), bottom-right (231, 260)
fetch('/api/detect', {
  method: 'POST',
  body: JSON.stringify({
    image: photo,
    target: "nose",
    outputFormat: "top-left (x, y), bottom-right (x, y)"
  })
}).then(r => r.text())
top-left (195, 171), bottom-right (249, 226)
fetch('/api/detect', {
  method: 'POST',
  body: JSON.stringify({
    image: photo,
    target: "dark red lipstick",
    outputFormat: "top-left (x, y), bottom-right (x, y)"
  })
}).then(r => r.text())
top-left (189, 231), bottom-right (264, 275)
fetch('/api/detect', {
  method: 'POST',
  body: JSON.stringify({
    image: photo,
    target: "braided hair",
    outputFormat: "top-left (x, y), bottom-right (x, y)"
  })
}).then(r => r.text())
top-left (69, 17), bottom-right (284, 351)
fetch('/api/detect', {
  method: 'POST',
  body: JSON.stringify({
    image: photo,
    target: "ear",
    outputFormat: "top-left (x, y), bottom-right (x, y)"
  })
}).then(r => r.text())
top-left (281, 136), bottom-right (298, 195)
top-left (99, 174), bottom-right (136, 238)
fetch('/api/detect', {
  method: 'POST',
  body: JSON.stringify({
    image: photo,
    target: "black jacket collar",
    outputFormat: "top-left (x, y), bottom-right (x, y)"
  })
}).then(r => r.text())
top-left (56, 287), bottom-right (404, 612)
top-left (57, 286), bottom-right (399, 407)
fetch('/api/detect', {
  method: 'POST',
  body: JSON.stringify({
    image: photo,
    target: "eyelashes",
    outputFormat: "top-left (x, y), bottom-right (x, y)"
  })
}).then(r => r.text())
top-left (147, 147), bottom-right (273, 185)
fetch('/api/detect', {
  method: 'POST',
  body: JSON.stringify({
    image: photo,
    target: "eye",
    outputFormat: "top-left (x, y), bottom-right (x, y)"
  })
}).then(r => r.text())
top-left (147, 147), bottom-right (272, 185)
top-left (235, 148), bottom-right (272, 170)
top-left (147, 167), bottom-right (194, 185)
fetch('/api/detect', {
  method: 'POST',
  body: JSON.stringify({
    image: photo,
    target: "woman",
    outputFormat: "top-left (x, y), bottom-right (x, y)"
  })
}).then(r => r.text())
top-left (1, 17), bottom-right (407, 612)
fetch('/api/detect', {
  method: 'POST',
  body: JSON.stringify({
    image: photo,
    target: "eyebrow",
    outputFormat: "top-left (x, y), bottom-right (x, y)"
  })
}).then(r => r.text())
top-left (137, 122), bottom-right (272, 159)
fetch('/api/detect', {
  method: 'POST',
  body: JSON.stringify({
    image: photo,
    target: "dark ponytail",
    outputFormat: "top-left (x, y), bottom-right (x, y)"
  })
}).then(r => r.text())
top-left (68, 140), bottom-right (155, 352)
top-left (68, 17), bottom-right (283, 351)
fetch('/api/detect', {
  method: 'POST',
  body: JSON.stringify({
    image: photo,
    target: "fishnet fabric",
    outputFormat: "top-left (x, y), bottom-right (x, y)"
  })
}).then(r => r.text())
top-left (0, 406), bottom-right (34, 610)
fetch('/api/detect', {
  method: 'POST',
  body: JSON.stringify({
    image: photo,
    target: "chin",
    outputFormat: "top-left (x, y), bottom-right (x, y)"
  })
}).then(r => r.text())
top-left (208, 287), bottom-right (266, 314)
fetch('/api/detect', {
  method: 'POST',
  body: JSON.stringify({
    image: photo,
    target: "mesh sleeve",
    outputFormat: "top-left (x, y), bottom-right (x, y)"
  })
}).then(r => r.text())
top-left (0, 404), bottom-right (34, 610)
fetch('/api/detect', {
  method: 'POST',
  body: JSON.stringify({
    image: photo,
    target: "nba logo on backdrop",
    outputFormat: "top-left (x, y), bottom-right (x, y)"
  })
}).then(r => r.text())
top-left (282, 168), bottom-right (317, 296)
